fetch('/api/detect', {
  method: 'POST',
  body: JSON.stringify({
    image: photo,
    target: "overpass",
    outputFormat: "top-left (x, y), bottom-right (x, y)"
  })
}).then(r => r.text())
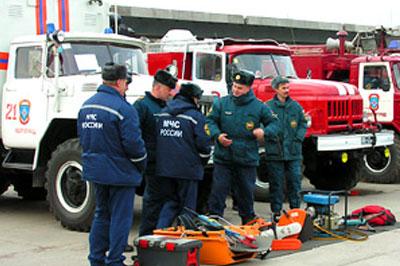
top-left (116, 6), bottom-right (373, 44)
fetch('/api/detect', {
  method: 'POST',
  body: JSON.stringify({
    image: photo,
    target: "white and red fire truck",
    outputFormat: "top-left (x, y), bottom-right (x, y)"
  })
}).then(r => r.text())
top-left (0, 0), bottom-right (152, 231)
top-left (291, 27), bottom-right (400, 183)
top-left (146, 30), bottom-right (394, 195)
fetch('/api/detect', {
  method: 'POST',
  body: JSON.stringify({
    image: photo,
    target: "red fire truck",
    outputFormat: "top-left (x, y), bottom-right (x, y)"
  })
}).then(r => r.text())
top-left (291, 27), bottom-right (400, 183)
top-left (147, 30), bottom-right (393, 191)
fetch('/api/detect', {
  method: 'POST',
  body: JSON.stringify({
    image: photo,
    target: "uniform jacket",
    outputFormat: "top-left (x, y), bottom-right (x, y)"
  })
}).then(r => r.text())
top-left (206, 90), bottom-right (278, 166)
top-left (133, 91), bottom-right (166, 174)
top-left (78, 84), bottom-right (147, 186)
top-left (155, 95), bottom-right (212, 180)
top-left (265, 95), bottom-right (307, 161)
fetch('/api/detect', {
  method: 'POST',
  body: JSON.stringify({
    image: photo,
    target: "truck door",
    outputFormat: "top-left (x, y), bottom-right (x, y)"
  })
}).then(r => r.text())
top-left (192, 51), bottom-right (227, 98)
top-left (391, 63), bottom-right (400, 129)
top-left (2, 44), bottom-right (48, 149)
top-left (359, 62), bottom-right (393, 122)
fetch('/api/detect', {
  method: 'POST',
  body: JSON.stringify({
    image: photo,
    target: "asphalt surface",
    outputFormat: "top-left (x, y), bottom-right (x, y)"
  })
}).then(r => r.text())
top-left (1, 179), bottom-right (399, 266)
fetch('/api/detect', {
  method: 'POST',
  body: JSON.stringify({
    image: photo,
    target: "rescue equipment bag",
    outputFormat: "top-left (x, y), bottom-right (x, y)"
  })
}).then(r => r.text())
top-left (351, 205), bottom-right (396, 226)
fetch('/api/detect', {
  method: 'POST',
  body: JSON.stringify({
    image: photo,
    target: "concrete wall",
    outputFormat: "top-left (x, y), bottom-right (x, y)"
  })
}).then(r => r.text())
top-left (116, 6), bottom-right (372, 44)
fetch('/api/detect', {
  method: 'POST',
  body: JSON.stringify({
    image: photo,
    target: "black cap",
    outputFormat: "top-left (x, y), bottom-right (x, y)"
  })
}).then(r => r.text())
top-left (178, 83), bottom-right (203, 99)
top-left (271, 76), bottom-right (290, 89)
top-left (154, 69), bottom-right (178, 89)
top-left (102, 62), bottom-right (131, 83)
top-left (232, 69), bottom-right (255, 86)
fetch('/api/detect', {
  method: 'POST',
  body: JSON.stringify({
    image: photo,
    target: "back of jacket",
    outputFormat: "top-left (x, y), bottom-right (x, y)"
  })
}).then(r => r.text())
top-left (78, 85), bottom-right (147, 186)
top-left (133, 91), bottom-right (166, 174)
top-left (155, 96), bottom-right (211, 180)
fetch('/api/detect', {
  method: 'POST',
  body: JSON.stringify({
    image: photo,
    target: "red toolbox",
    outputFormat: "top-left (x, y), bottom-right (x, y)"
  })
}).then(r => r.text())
top-left (134, 235), bottom-right (202, 266)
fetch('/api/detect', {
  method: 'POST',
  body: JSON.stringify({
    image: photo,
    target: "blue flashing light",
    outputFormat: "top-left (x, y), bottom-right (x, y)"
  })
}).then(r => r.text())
top-left (104, 27), bottom-right (114, 34)
top-left (47, 23), bottom-right (56, 34)
top-left (388, 40), bottom-right (400, 49)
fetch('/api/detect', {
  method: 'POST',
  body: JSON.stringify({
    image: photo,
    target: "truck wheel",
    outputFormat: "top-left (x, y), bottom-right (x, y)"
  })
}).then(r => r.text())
top-left (306, 159), bottom-right (359, 190)
top-left (359, 134), bottom-right (400, 183)
top-left (46, 139), bottom-right (95, 232)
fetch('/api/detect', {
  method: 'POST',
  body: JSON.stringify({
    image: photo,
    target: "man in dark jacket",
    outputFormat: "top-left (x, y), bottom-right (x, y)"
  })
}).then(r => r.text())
top-left (135, 69), bottom-right (177, 236)
top-left (155, 83), bottom-right (212, 228)
top-left (78, 62), bottom-right (147, 266)
top-left (206, 69), bottom-right (278, 224)
top-left (265, 76), bottom-right (307, 221)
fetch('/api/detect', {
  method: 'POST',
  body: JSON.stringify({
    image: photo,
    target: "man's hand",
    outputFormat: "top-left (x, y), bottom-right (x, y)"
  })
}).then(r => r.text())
top-left (218, 133), bottom-right (233, 147)
top-left (253, 128), bottom-right (264, 141)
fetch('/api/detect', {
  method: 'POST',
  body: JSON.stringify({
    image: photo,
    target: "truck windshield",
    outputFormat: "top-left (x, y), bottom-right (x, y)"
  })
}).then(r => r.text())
top-left (47, 42), bottom-right (147, 77)
top-left (232, 54), bottom-right (297, 79)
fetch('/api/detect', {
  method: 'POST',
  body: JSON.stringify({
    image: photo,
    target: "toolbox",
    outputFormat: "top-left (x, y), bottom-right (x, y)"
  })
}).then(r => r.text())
top-left (133, 235), bottom-right (202, 266)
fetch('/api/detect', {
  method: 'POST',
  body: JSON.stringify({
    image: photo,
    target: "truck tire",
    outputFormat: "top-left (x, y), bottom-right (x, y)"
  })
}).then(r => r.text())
top-left (358, 134), bottom-right (400, 183)
top-left (46, 139), bottom-right (95, 232)
top-left (305, 159), bottom-right (360, 191)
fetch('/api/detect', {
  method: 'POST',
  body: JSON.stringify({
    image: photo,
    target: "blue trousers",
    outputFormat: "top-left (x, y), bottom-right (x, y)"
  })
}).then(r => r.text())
top-left (208, 163), bottom-right (256, 222)
top-left (88, 183), bottom-right (135, 266)
top-left (267, 160), bottom-right (302, 213)
top-left (138, 174), bottom-right (165, 236)
top-left (156, 178), bottom-right (198, 229)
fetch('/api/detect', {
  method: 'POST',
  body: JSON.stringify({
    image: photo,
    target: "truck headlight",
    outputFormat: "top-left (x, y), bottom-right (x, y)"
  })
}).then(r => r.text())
top-left (305, 113), bottom-right (312, 128)
top-left (362, 111), bottom-right (369, 123)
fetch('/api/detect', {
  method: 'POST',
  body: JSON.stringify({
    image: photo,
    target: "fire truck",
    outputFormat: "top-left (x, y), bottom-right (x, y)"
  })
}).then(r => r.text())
top-left (0, 0), bottom-right (152, 231)
top-left (291, 27), bottom-right (400, 183)
top-left (147, 30), bottom-right (394, 194)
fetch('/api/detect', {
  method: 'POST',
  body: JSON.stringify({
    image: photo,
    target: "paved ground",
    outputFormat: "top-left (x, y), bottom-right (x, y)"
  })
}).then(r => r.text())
top-left (0, 180), bottom-right (399, 265)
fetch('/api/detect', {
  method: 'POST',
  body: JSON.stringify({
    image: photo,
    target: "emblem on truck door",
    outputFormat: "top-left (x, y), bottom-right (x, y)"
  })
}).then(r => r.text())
top-left (19, 99), bottom-right (31, 125)
top-left (369, 94), bottom-right (379, 111)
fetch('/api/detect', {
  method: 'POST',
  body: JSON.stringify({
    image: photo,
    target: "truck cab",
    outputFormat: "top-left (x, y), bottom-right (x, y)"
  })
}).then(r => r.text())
top-left (290, 28), bottom-right (400, 183)
top-left (0, 0), bottom-right (153, 231)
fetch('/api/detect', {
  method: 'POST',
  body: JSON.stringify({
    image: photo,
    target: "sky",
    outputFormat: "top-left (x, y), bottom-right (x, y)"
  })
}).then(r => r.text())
top-left (110, 0), bottom-right (400, 28)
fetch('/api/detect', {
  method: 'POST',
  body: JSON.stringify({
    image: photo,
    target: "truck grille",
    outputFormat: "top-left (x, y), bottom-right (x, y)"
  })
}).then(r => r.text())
top-left (352, 99), bottom-right (363, 116)
top-left (328, 99), bottom-right (348, 119)
top-left (327, 98), bottom-right (363, 128)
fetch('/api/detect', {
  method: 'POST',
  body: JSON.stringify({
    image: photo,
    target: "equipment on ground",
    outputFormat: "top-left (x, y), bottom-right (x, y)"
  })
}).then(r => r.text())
top-left (133, 236), bottom-right (202, 266)
top-left (303, 190), bottom-right (368, 241)
top-left (154, 209), bottom-right (273, 265)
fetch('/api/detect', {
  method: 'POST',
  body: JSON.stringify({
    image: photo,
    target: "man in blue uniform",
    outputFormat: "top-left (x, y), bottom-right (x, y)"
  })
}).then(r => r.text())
top-left (135, 70), bottom-right (177, 236)
top-left (78, 62), bottom-right (147, 266)
top-left (265, 76), bottom-right (307, 221)
top-left (155, 83), bottom-right (212, 228)
top-left (206, 69), bottom-right (278, 225)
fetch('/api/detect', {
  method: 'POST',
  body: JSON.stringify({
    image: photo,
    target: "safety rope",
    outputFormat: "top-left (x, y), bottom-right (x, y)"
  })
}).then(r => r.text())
top-left (312, 222), bottom-right (369, 242)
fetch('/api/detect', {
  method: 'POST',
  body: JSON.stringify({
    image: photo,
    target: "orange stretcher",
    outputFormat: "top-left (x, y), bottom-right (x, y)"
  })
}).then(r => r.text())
top-left (153, 225), bottom-right (272, 265)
